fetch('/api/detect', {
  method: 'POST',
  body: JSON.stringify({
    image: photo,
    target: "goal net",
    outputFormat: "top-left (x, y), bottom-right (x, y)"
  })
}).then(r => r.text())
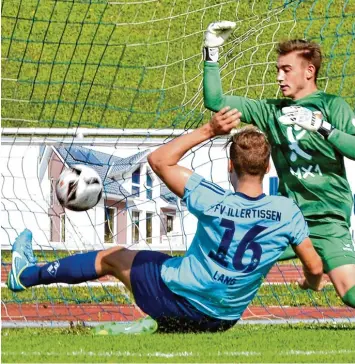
top-left (2, 0), bottom-right (354, 327)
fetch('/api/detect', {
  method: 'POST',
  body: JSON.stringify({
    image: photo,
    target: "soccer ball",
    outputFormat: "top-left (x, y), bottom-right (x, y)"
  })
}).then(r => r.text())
top-left (55, 164), bottom-right (103, 211)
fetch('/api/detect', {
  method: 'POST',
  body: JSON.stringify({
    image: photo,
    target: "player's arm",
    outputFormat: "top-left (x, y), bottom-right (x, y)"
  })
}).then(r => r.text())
top-left (327, 98), bottom-right (355, 159)
top-left (288, 203), bottom-right (324, 291)
top-left (203, 22), bottom-right (269, 129)
top-left (279, 102), bottom-right (355, 160)
top-left (148, 107), bottom-right (241, 198)
top-left (327, 130), bottom-right (355, 160)
top-left (292, 238), bottom-right (324, 291)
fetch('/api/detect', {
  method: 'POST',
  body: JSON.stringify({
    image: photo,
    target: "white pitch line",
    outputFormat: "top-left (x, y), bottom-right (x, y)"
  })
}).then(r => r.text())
top-left (2, 281), bottom-right (331, 288)
top-left (283, 349), bottom-right (355, 356)
top-left (3, 318), bottom-right (355, 329)
top-left (2, 351), bottom-right (196, 358)
top-left (1, 281), bottom-right (124, 288)
top-left (3, 349), bottom-right (355, 358)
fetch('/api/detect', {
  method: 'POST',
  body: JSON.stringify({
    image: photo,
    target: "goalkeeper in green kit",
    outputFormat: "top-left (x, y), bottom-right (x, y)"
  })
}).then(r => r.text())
top-left (202, 21), bottom-right (355, 308)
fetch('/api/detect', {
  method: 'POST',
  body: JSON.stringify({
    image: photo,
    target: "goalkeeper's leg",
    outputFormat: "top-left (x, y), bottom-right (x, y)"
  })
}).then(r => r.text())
top-left (306, 219), bottom-right (355, 308)
top-left (328, 265), bottom-right (355, 308)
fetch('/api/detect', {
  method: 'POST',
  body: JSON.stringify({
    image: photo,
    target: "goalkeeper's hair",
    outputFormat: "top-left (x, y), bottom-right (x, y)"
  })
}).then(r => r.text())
top-left (276, 39), bottom-right (322, 81)
top-left (226, 126), bottom-right (271, 180)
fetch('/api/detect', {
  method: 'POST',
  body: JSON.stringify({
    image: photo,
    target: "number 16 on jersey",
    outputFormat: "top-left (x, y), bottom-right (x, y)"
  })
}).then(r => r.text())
top-left (208, 218), bottom-right (267, 273)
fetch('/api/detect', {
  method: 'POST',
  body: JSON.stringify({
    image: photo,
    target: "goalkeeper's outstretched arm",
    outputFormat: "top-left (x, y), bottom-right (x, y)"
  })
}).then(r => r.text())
top-left (203, 22), bottom-right (267, 129)
top-left (203, 22), bottom-right (237, 112)
top-left (203, 21), bottom-right (245, 112)
top-left (203, 62), bottom-right (243, 112)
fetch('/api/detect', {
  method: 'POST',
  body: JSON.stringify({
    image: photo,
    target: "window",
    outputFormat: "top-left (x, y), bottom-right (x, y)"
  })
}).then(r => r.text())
top-left (132, 211), bottom-right (140, 244)
top-left (50, 217), bottom-right (54, 242)
top-left (50, 178), bottom-right (54, 206)
top-left (39, 145), bottom-right (46, 163)
top-left (166, 215), bottom-right (173, 233)
top-left (104, 207), bottom-right (116, 243)
top-left (132, 167), bottom-right (140, 197)
top-left (50, 178), bottom-right (57, 206)
top-left (146, 212), bottom-right (153, 244)
top-left (60, 214), bottom-right (66, 242)
top-left (146, 172), bottom-right (153, 200)
top-left (269, 177), bottom-right (279, 196)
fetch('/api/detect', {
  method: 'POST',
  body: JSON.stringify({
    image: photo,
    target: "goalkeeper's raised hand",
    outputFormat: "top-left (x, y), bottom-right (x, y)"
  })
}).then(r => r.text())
top-left (203, 21), bottom-right (236, 62)
top-left (278, 106), bottom-right (334, 139)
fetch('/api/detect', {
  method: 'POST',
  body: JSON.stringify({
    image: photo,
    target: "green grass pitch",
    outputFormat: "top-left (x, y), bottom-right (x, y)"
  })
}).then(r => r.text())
top-left (2, 324), bottom-right (355, 363)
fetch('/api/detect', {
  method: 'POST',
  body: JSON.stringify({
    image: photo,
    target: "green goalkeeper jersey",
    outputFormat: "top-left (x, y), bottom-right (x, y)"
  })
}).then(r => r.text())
top-left (204, 62), bottom-right (355, 225)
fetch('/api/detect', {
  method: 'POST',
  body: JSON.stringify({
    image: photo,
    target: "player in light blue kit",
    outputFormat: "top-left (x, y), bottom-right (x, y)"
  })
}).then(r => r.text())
top-left (7, 107), bottom-right (323, 334)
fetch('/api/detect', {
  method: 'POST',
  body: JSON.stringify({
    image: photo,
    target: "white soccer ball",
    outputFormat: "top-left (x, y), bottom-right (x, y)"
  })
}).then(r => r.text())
top-left (56, 164), bottom-right (103, 211)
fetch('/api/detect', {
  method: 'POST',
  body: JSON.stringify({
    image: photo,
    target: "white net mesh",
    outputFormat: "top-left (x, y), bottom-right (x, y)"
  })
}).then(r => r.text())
top-left (2, 0), bottom-right (355, 326)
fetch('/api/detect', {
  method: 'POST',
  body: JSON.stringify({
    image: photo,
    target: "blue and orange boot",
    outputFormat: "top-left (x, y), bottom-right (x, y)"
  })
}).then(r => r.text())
top-left (7, 229), bottom-right (37, 292)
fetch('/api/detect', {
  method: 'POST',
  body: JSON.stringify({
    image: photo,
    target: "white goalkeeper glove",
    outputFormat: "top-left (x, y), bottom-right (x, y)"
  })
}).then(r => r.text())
top-left (278, 106), bottom-right (334, 139)
top-left (203, 21), bottom-right (236, 62)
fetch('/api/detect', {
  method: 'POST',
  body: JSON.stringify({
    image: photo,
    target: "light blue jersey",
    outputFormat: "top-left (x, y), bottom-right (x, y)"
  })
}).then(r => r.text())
top-left (161, 173), bottom-right (309, 320)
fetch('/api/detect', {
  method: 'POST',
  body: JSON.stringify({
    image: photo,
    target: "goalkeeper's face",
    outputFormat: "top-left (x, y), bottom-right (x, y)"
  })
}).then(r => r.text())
top-left (276, 52), bottom-right (313, 100)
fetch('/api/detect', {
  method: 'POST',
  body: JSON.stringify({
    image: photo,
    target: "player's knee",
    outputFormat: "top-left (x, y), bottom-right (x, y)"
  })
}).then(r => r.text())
top-left (96, 250), bottom-right (114, 276)
top-left (342, 286), bottom-right (355, 308)
top-left (99, 247), bottom-right (135, 277)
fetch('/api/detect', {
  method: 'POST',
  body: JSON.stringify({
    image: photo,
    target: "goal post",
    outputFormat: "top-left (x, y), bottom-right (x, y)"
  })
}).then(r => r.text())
top-left (1, 0), bottom-right (355, 327)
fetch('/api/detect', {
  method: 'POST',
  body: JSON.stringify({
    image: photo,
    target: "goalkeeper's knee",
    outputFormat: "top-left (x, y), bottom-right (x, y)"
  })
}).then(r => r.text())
top-left (342, 286), bottom-right (355, 308)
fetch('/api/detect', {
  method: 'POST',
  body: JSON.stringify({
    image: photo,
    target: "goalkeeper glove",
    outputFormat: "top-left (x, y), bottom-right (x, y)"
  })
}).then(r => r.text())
top-left (203, 21), bottom-right (236, 62)
top-left (278, 106), bottom-right (334, 139)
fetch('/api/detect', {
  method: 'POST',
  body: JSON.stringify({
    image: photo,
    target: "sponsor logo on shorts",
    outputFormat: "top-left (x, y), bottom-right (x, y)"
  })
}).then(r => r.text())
top-left (47, 260), bottom-right (60, 277)
top-left (343, 244), bottom-right (354, 252)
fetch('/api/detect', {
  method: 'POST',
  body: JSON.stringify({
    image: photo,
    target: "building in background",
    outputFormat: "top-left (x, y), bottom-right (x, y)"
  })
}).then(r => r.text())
top-left (37, 145), bottom-right (186, 250)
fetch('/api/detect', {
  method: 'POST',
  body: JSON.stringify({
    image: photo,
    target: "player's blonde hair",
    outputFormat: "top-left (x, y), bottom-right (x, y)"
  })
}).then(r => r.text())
top-left (226, 126), bottom-right (270, 180)
top-left (276, 39), bottom-right (322, 81)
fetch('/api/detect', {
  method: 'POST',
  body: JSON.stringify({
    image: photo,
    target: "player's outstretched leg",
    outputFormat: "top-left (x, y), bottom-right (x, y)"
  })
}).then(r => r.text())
top-left (8, 229), bottom-right (137, 291)
top-left (7, 229), bottom-right (99, 291)
top-left (7, 229), bottom-right (38, 292)
top-left (6, 229), bottom-right (157, 334)
top-left (6, 229), bottom-right (137, 292)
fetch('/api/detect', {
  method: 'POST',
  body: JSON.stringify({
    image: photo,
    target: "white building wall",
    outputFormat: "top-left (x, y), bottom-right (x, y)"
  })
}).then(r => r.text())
top-left (1, 145), bottom-right (50, 249)
top-left (64, 205), bottom-right (104, 250)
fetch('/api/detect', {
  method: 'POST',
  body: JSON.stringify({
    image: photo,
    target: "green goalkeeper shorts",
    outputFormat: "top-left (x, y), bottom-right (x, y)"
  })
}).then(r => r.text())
top-left (278, 219), bottom-right (355, 273)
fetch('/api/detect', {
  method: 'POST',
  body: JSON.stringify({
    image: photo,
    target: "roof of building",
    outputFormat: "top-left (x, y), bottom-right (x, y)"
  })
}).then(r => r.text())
top-left (107, 150), bottom-right (150, 178)
top-left (160, 184), bottom-right (186, 207)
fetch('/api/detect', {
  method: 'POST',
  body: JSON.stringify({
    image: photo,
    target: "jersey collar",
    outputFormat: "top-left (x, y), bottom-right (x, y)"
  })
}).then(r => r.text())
top-left (234, 192), bottom-right (266, 201)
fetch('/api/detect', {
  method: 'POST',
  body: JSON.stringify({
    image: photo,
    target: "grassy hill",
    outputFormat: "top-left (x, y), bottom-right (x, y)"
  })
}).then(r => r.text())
top-left (2, 0), bottom-right (354, 130)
